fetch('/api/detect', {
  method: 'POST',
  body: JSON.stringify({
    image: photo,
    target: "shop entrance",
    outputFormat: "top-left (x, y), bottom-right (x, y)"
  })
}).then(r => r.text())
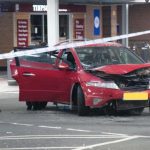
top-left (59, 14), bottom-right (70, 41)
top-left (30, 14), bottom-right (70, 45)
top-left (30, 14), bottom-right (47, 45)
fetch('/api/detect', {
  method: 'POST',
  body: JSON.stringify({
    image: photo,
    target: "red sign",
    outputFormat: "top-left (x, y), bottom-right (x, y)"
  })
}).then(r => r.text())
top-left (74, 19), bottom-right (84, 40)
top-left (17, 19), bottom-right (28, 47)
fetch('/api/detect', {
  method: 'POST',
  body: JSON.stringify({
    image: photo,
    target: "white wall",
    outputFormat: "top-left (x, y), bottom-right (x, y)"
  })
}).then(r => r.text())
top-left (47, 0), bottom-right (59, 47)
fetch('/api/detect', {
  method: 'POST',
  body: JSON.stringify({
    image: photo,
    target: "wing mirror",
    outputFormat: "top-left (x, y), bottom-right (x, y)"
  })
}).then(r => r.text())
top-left (58, 62), bottom-right (70, 70)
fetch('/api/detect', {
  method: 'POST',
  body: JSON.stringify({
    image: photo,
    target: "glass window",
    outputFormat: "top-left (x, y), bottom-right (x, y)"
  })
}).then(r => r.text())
top-left (75, 46), bottom-right (144, 69)
top-left (20, 52), bottom-right (57, 64)
top-left (61, 51), bottom-right (76, 69)
top-left (59, 15), bottom-right (69, 40)
top-left (44, 15), bottom-right (47, 42)
top-left (31, 15), bottom-right (47, 45)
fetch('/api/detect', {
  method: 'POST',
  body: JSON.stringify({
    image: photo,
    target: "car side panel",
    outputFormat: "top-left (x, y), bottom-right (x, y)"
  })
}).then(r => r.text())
top-left (14, 62), bottom-right (76, 103)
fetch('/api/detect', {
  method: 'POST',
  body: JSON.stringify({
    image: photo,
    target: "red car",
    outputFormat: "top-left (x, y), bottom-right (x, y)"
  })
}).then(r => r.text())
top-left (10, 42), bottom-right (150, 115)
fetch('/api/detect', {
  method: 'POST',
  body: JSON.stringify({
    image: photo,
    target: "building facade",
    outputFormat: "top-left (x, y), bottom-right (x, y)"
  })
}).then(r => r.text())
top-left (0, 2), bottom-right (150, 68)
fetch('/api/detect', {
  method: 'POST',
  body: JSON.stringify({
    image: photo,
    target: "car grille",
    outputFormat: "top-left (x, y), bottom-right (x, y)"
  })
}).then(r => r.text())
top-left (116, 79), bottom-right (149, 91)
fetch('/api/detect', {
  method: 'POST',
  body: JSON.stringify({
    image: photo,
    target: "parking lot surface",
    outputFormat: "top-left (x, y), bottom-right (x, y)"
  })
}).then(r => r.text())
top-left (0, 72), bottom-right (150, 150)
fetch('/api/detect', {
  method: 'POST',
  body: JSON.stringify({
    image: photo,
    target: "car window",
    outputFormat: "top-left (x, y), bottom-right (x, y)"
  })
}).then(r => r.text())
top-left (75, 46), bottom-right (143, 69)
top-left (20, 52), bottom-right (57, 64)
top-left (61, 50), bottom-right (76, 69)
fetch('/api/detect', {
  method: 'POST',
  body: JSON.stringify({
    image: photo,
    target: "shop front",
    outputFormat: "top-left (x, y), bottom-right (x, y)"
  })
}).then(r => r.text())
top-left (0, 2), bottom-right (118, 68)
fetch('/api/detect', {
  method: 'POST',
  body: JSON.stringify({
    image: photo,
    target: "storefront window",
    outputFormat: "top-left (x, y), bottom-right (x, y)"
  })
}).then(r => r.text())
top-left (31, 14), bottom-right (47, 45)
top-left (30, 14), bottom-right (69, 44)
top-left (59, 15), bottom-right (69, 41)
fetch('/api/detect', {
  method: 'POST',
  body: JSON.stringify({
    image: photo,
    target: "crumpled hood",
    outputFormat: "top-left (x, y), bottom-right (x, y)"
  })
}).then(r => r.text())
top-left (88, 63), bottom-right (150, 90)
top-left (93, 63), bottom-right (150, 75)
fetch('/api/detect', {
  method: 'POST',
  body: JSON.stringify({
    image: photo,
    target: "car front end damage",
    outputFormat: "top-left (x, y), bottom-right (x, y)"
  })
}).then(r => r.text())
top-left (82, 66), bottom-right (150, 113)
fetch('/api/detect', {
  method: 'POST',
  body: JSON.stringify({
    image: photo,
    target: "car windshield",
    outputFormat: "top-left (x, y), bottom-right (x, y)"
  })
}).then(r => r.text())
top-left (75, 46), bottom-right (144, 69)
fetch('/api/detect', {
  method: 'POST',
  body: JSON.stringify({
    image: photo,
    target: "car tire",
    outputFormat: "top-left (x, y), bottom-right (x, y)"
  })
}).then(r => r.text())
top-left (77, 86), bottom-right (89, 116)
top-left (32, 102), bottom-right (39, 110)
top-left (26, 102), bottom-right (32, 110)
top-left (32, 102), bottom-right (47, 110)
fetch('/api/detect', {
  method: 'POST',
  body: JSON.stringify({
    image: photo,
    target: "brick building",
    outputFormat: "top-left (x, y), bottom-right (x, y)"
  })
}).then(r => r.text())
top-left (0, 1), bottom-right (150, 69)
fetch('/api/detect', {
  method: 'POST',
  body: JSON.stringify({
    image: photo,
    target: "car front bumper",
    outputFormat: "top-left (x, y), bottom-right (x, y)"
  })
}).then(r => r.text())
top-left (83, 85), bottom-right (150, 109)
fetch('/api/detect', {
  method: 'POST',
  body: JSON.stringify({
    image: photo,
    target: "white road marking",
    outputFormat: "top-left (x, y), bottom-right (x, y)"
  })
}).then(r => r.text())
top-left (38, 125), bottom-right (62, 129)
top-left (102, 132), bottom-right (128, 136)
top-left (8, 122), bottom-right (91, 133)
top-left (0, 147), bottom-right (78, 150)
top-left (67, 128), bottom-right (91, 133)
top-left (0, 134), bottom-right (127, 140)
top-left (73, 136), bottom-right (139, 150)
top-left (11, 123), bottom-right (33, 127)
top-left (0, 133), bottom-right (149, 150)
top-left (136, 135), bottom-right (150, 138)
top-left (6, 132), bottom-right (12, 134)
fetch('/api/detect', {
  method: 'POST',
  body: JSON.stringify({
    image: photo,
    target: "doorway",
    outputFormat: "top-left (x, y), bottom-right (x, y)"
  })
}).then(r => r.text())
top-left (30, 14), bottom-right (47, 45)
top-left (30, 14), bottom-right (71, 45)
top-left (59, 14), bottom-right (70, 41)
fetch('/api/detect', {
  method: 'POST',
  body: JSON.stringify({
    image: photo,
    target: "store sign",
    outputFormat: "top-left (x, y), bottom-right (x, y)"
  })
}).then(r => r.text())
top-left (33, 5), bottom-right (47, 12)
top-left (32, 5), bottom-right (85, 12)
top-left (17, 19), bottom-right (28, 47)
top-left (74, 19), bottom-right (84, 40)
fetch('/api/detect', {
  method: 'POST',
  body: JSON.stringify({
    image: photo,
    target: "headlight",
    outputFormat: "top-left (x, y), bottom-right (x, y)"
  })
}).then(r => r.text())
top-left (86, 81), bottom-right (119, 89)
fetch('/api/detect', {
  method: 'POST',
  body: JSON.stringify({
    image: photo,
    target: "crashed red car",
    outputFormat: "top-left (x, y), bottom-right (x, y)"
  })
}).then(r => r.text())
top-left (10, 42), bottom-right (150, 115)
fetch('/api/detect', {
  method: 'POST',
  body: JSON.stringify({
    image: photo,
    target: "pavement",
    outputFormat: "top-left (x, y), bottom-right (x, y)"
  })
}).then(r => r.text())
top-left (0, 71), bottom-right (19, 93)
top-left (1, 72), bottom-right (150, 150)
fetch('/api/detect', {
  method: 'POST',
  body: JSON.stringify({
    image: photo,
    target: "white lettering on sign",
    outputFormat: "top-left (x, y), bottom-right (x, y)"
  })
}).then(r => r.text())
top-left (18, 21), bottom-right (27, 24)
top-left (17, 19), bottom-right (28, 47)
top-left (18, 33), bottom-right (28, 37)
top-left (33, 5), bottom-right (47, 12)
top-left (18, 42), bottom-right (26, 46)
top-left (74, 19), bottom-right (85, 40)
top-left (18, 29), bottom-right (28, 32)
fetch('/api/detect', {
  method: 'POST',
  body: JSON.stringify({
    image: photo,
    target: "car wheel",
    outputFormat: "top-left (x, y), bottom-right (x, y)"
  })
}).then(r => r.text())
top-left (32, 102), bottom-right (47, 110)
top-left (26, 102), bottom-right (32, 110)
top-left (32, 102), bottom-right (39, 110)
top-left (77, 86), bottom-right (89, 116)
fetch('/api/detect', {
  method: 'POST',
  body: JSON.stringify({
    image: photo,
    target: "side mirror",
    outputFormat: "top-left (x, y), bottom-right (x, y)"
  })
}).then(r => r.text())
top-left (58, 62), bottom-right (70, 70)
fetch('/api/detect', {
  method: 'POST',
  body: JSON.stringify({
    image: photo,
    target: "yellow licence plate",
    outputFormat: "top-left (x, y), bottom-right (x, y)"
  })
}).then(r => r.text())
top-left (123, 92), bottom-right (148, 101)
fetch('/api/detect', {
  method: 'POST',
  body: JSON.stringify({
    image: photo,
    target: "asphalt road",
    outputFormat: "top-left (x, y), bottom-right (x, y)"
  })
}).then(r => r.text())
top-left (0, 73), bottom-right (150, 150)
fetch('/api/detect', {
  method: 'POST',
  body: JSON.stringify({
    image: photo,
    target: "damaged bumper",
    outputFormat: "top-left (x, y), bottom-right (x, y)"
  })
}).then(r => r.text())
top-left (84, 85), bottom-right (150, 110)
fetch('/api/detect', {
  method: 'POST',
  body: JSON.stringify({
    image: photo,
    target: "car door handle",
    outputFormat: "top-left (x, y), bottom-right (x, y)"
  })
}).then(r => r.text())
top-left (22, 72), bottom-right (36, 77)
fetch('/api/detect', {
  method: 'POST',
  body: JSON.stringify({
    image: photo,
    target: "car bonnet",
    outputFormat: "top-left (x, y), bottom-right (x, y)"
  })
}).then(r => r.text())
top-left (93, 63), bottom-right (150, 75)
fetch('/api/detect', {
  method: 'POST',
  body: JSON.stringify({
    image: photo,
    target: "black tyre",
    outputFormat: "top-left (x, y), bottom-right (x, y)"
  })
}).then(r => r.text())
top-left (26, 102), bottom-right (32, 110)
top-left (32, 102), bottom-right (40, 110)
top-left (32, 102), bottom-right (48, 110)
top-left (77, 86), bottom-right (89, 116)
